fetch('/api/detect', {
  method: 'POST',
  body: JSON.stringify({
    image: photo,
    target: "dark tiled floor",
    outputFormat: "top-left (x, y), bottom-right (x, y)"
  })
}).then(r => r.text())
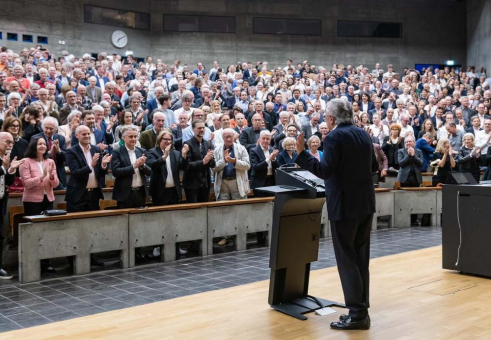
top-left (0, 227), bottom-right (441, 332)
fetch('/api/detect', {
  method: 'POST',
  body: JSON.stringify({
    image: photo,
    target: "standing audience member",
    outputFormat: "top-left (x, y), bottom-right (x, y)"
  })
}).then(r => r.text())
top-left (456, 133), bottom-right (481, 181)
top-left (146, 130), bottom-right (189, 205)
top-left (34, 117), bottom-right (67, 189)
top-left (382, 123), bottom-right (404, 171)
top-left (397, 135), bottom-right (423, 225)
top-left (250, 130), bottom-right (278, 196)
top-left (0, 132), bottom-right (24, 279)
top-left (182, 120), bottom-right (216, 203)
top-left (213, 128), bottom-right (251, 200)
top-left (65, 125), bottom-right (112, 212)
top-left (111, 125), bottom-right (152, 208)
top-left (430, 138), bottom-right (456, 186)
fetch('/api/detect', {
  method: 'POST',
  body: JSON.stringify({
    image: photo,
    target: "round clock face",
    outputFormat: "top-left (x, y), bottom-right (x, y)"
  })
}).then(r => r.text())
top-left (111, 30), bottom-right (128, 48)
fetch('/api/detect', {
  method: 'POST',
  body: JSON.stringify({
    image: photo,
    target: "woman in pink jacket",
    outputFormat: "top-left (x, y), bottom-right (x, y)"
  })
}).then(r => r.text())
top-left (19, 136), bottom-right (59, 216)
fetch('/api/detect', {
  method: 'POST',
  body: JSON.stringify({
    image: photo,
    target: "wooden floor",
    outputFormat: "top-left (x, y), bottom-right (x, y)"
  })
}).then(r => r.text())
top-left (3, 246), bottom-right (491, 340)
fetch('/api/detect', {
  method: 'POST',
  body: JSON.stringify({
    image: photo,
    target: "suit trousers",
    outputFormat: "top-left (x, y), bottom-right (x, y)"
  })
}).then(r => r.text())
top-left (185, 186), bottom-right (210, 203)
top-left (401, 173), bottom-right (420, 223)
top-left (153, 187), bottom-right (179, 206)
top-left (218, 179), bottom-right (245, 200)
top-left (116, 186), bottom-right (146, 209)
top-left (24, 195), bottom-right (54, 216)
top-left (67, 189), bottom-right (101, 212)
top-left (330, 213), bottom-right (373, 320)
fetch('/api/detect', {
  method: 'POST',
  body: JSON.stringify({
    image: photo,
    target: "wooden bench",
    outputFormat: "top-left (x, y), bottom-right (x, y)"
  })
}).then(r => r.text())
top-left (19, 209), bottom-right (130, 283)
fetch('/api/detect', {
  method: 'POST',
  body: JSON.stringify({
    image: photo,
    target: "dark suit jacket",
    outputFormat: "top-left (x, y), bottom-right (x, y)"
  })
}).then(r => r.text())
top-left (33, 133), bottom-right (67, 186)
top-left (71, 128), bottom-right (114, 148)
top-left (368, 108), bottom-right (387, 121)
top-left (172, 126), bottom-right (185, 151)
top-left (296, 123), bottom-right (377, 221)
top-left (0, 163), bottom-right (16, 217)
top-left (94, 75), bottom-right (109, 88)
top-left (65, 144), bottom-right (107, 204)
top-left (249, 145), bottom-right (278, 189)
top-left (359, 101), bottom-right (375, 113)
top-left (182, 137), bottom-right (216, 190)
top-left (111, 146), bottom-right (152, 202)
top-left (225, 96), bottom-right (238, 109)
top-left (246, 111), bottom-right (274, 131)
top-left (239, 127), bottom-right (264, 152)
top-left (382, 101), bottom-right (396, 110)
top-left (396, 148), bottom-right (423, 184)
top-left (465, 127), bottom-right (482, 135)
top-left (146, 147), bottom-right (188, 202)
top-left (288, 97), bottom-right (307, 108)
top-left (146, 98), bottom-right (159, 117)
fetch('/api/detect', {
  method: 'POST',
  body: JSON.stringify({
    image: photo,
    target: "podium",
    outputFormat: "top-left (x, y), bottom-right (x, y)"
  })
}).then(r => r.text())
top-left (256, 169), bottom-right (344, 320)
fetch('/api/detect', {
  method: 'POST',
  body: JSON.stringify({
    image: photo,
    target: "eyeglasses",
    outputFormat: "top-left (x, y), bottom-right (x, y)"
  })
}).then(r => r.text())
top-left (161, 138), bottom-right (172, 141)
top-left (9, 125), bottom-right (20, 129)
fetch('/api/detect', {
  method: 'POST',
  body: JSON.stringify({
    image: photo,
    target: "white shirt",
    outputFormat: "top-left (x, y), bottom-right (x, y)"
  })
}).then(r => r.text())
top-left (263, 148), bottom-right (273, 176)
top-left (165, 153), bottom-right (175, 188)
top-left (37, 161), bottom-right (46, 194)
top-left (80, 144), bottom-right (98, 188)
top-left (126, 146), bottom-right (143, 187)
top-left (174, 107), bottom-right (194, 121)
top-left (437, 126), bottom-right (449, 140)
top-left (475, 130), bottom-right (491, 154)
top-left (400, 124), bottom-right (414, 138)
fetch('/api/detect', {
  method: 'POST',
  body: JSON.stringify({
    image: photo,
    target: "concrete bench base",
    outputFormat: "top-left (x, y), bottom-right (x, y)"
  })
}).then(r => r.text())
top-left (394, 190), bottom-right (437, 228)
top-left (19, 214), bottom-right (128, 283)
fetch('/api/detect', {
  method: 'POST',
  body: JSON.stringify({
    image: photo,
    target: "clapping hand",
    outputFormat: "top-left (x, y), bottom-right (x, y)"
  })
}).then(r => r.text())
top-left (163, 144), bottom-right (172, 159)
top-left (407, 147), bottom-right (415, 157)
top-left (91, 153), bottom-right (101, 167)
top-left (269, 149), bottom-right (279, 162)
top-left (134, 155), bottom-right (146, 168)
top-left (52, 140), bottom-right (60, 154)
top-left (9, 157), bottom-right (24, 170)
top-left (296, 132), bottom-right (305, 154)
top-left (101, 154), bottom-right (112, 168)
top-left (181, 144), bottom-right (189, 158)
top-left (224, 149), bottom-right (236, 164)
top-left (2, 153), bottom-right (10, 169)
top-left (96, 143), bottom-right (108, 151)
top-left (203, 150), bottom-right (214, 164)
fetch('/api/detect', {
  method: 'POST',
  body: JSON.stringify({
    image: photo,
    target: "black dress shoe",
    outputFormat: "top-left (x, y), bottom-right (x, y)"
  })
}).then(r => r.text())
top-left (339, 314), bottom-right (370, 322)
top-left (331, 316), bottom-right (370, 330)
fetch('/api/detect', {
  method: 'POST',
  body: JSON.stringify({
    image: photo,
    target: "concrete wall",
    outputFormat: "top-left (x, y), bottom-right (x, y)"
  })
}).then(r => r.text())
top-left (467, 0), bottom-right (491, 72)
top-left (0, 0), bottom-right (467, 71)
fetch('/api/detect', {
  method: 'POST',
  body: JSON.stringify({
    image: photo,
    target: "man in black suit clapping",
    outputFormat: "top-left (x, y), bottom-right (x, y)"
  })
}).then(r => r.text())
top-left (182, 120), bottom-right (216, 203)
top-left (111, 125), bottom-right (152, 209)
top-left (295, 99), bottom-right (377, 330)
top-left (65, 126), bottom-right (112, 212)
top-left (250, 130), bottom-right (279, 196)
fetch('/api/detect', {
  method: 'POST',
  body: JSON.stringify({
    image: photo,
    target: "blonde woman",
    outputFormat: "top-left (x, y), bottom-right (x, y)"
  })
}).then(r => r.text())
top-left (430, 137), bottom-right (456, 186)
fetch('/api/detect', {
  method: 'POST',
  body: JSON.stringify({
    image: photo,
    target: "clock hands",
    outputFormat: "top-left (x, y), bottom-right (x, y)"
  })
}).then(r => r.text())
top-left (117, 36), bottom-right (125, 42)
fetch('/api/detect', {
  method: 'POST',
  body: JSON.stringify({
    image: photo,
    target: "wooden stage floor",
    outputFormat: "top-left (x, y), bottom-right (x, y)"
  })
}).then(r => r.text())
top-left (3, 246), bottom-right (490, 340)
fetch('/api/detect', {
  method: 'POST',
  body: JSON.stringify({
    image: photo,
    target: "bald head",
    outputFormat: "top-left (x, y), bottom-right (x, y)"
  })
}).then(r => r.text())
top-left (0, 132), bottom-right (14, 154)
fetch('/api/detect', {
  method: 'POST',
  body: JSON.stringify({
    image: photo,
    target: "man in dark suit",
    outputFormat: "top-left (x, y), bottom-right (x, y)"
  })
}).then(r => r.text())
top-left (368, 97), bottom-right (386, 121)
top-left (34, 117), bottom-right (67, 189)
top-left (86, 77), bottom-right (102, 103)
top-left (111, 125), bottom-right (152, 209)
top-left (397, 135), bottom-right (423, 225)
top-left (301, 113), bottom-right (321, 144)
top-left (246, 102), bottom-right (274, 131)
top-left (288, 89), bottom-right (307, 108)
top-left (71, 110), bottom-right (114, 151)
top-left (466, 115), bottom-right (482, 135)
top-left (239, 113), bottom-right (264, 152)
top-left (146, 131), bottom-right (189, 205)
top-left (250, 130), bottom-right (279, 196)
top-left (182, 120), bottom-right (216, 203)
top-left (225, 87), bottom-right (241, 109)
top-left (382, 92), bottom-right (397, 110)
top-left (65, 126), bottom-right (111, 212)
top-left (0, 132), bottom-right (24, 279)
top-left (295, 99), bottom-right (377, 330)
top-left (94, 65), bottom-right (109, 90)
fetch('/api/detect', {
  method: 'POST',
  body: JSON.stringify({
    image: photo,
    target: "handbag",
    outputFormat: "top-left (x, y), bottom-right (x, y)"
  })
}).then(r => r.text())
top-left (42, 210), bottom-right (67, 216)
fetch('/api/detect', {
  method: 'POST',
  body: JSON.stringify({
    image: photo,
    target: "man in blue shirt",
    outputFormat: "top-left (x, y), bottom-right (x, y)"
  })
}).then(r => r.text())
top-left (415, 133), bottom-right (436, 171)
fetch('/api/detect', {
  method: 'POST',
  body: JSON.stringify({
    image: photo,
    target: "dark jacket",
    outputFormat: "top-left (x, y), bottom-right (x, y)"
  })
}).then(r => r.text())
top-left (182, 137), bottom-right (216, 190)
top-left (65, 144), bottom-right (107, 204)
top-left (146, 147), bottom-right (188, 202)
top-left (0, 162), bottom-right (16, 216)
top-left (249, 145), bottom-right (277, 189)
top-left (111, 146), bottom-right (152, 202)
top-left (382, 136), bottom-right (404, 169)
top-left (396, 148), bottom-right (423, 184)
top-left (296, 123), bottom-right (377, 221)
top-left (239, 127), bottom-right (264, 152)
